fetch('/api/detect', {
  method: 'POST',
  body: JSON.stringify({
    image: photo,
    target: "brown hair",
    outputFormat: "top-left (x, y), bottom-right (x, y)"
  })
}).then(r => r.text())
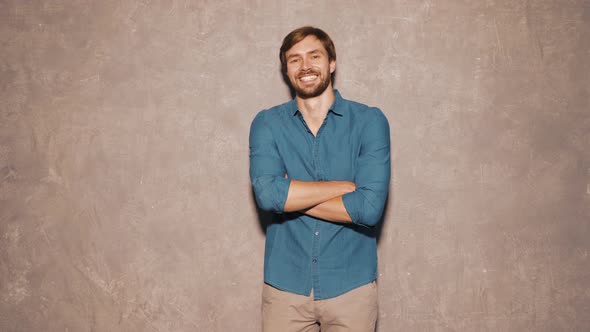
top-left (279, 26), bottom-right (336, 74)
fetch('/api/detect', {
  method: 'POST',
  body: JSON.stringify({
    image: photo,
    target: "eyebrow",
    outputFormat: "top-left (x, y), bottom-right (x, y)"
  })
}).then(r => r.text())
top-left (286, 49), bottom-right (323, 59)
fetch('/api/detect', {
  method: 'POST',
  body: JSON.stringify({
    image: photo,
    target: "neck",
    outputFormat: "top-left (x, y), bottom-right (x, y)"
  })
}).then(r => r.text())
top-left (295, 86), bottom-right (335, 122)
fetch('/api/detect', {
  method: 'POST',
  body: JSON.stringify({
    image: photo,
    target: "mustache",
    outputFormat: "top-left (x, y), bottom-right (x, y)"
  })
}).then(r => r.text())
top-left (297, 69), bottom-right (320, 77)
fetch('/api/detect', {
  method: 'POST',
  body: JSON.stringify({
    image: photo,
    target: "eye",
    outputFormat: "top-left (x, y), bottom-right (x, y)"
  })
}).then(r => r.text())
top-left (312, 54), bottom-right (320, 59)
top-left (289, 58), bottom-right (300, 64)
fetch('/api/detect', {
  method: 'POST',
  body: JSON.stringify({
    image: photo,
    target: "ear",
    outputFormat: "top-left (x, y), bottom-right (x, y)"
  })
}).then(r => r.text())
top-left (329, 60), bottom-right (336, 74)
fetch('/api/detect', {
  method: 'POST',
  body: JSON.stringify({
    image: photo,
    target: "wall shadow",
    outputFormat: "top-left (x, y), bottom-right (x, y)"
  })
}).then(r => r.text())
top-left (375, 195), bottom-right (390, 245)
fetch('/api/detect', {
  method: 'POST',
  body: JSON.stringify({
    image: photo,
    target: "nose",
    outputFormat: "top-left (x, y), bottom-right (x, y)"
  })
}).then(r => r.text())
top-left (301, 56), bottom-right (312, 70)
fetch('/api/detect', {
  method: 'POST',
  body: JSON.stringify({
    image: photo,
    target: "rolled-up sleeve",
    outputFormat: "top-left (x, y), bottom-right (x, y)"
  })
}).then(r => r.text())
top-left (342, 108), bottom-right (391, 227)
top-left (249, 112), bottom-right (291, 212)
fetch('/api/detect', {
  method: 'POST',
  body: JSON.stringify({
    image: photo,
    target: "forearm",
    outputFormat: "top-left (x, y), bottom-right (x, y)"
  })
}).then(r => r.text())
top-left (283, 180), bottom-right (355, 212)
top-left (302, 196), bottom-right (352, 223)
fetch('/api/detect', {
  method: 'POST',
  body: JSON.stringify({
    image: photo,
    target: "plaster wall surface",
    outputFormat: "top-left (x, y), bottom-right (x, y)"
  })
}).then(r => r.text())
top-left (1, 1), bottom-right (589, 331)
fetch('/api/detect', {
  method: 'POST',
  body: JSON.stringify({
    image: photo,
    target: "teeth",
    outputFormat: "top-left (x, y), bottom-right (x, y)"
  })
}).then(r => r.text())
top-left (300, 75), bottom-right (317, 81)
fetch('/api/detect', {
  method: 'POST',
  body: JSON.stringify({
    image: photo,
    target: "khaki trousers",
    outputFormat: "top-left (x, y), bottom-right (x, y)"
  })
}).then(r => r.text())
top-left (262, 282), bottom-right (378, 332)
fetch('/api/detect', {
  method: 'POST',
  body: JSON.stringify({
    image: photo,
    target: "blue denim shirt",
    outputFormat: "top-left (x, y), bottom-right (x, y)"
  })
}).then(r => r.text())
top-left (249, 90), bottom-right (390, 300)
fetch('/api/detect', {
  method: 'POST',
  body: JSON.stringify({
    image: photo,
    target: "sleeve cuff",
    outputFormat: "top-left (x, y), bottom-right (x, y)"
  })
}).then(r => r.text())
top-left (275, 177), bottom-right (291, 212)
top-left (342, 191), bottom-right (359, 225)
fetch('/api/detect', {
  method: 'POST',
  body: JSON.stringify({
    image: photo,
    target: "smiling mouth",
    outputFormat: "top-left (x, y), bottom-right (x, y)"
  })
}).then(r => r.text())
top-left (299, 74), bottom-right (318, 82)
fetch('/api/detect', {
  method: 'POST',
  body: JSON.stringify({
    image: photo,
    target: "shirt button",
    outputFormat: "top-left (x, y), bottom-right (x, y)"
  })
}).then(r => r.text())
top-left (312, 258), bottom-right (317, 263)
top-left (315, 231), bottom-right (319, 236)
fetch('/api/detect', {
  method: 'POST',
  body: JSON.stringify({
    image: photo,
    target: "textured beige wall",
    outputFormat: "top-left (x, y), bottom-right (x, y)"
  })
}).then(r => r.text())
top-left (1, 1), bottom-right (589, 331)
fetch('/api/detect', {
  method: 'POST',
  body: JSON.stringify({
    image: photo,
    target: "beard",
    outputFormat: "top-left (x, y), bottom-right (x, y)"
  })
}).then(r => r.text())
top-left (290, 69), bottom-right (332, 99)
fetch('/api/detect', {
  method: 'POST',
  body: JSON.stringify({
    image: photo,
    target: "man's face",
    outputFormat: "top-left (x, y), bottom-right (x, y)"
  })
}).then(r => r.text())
top-left (285, 35), bottom-right (336, 99)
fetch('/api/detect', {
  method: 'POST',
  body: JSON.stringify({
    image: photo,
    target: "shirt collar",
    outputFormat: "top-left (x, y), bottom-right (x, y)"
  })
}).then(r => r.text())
top-left (290, 89), bottom-right (345, 117)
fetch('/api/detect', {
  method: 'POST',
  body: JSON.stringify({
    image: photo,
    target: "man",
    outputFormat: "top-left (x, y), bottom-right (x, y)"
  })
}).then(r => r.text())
top-left (249, 26), bottom-right (391, 332)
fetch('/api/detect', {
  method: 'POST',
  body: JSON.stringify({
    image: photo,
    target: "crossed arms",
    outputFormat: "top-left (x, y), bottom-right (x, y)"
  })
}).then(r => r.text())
top-left (249, 109), bottom-right (390, 227)
top-left (283, 180), bottom-right (355, 222)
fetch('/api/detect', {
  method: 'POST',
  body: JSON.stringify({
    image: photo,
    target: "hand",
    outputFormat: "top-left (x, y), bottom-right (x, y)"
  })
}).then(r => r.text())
top-left (336, 181), bottom-right (356, 194)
